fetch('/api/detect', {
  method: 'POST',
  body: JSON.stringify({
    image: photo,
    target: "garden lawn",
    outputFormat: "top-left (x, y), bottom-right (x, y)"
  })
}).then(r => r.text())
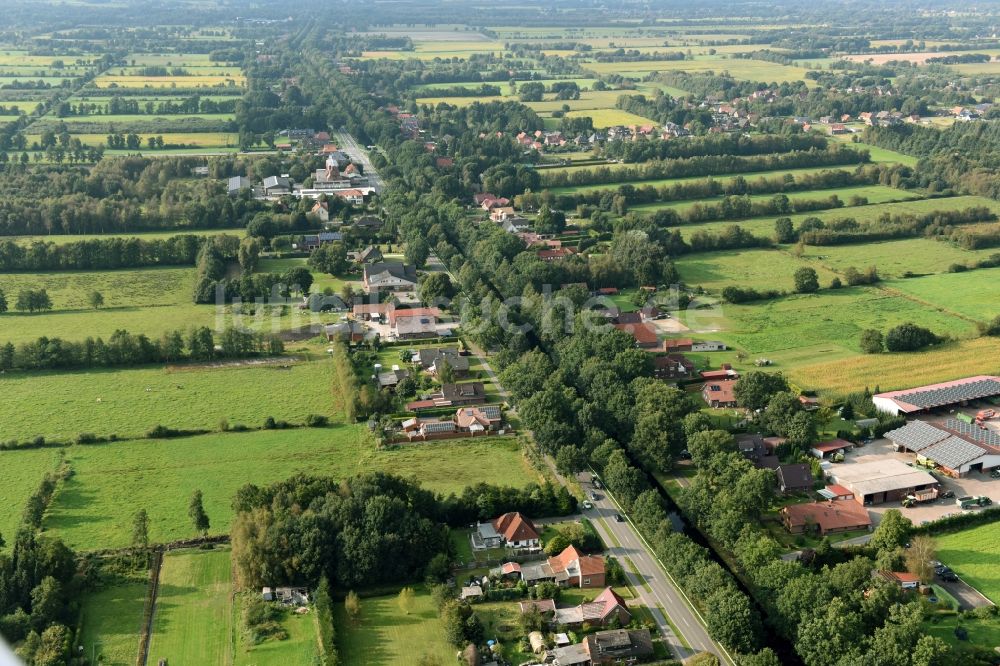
top-left (334, 587), bottom-right (454, 666)
top-left (924, 613), bottom-right (1000, 656)
top-left (0, 358), bottom-right (338, 442)
top-left (0, 448), bottom-right (61, 549)
top-left (148, 548), bottom-right (233, 666)
top-left (38, 426), bottom-right (538, 550)
top-left (78, 580), bottom-right (147, 666)
top-left (935, 523), bottom-right (1000, 604)
top-left (233, 595), bottom-right (319, 666)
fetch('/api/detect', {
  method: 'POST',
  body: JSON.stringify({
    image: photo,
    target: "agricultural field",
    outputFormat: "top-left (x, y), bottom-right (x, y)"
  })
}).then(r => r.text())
top-left (887, 268), bottom-right (1000, 320)
top-left (0, 447), bottom-right (61, 545)
top-left (806, 238), bottom-right (1000, 279)
top-left (78, 580), bottom-right (148, 666)
top-left (585, 56), bottom-right (814, 83)
top-left (147, 548), bottom-right (234, 666)
top-left (334, 587), bottom-right (455, 666)
top-left (5, 228), bottom-right (244, 246)
top-left (31, 427), bottom-right (538, 550)
top-left (675, 247), bottom-right (841, 292)
top-left (0, 357), bottom-right (338, 442)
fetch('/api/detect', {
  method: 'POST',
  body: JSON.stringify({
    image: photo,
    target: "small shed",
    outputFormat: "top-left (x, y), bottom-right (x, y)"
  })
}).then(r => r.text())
top-left (460, 585), bottom-right (483, 601)
top-left (554, 632), bottom-right (571, 647)
top-left (528, 631), bottom-right (546, 654)
top-left (262, 587), bottom-right (274, 601)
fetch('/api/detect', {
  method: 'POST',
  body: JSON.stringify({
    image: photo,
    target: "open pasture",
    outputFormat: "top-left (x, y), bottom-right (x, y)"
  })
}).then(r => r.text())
top-left (78, 580), bottom-right (147, 666)
top-left (584, 57), bottom-right (814, 83)
top-left (885, 267), bottom-right (1000, 320)
top-left (675, 247), bottom-right (840, 292)
top-left (0, 357), bottom-right (338, 442)
top-left (0, 448), bottom-right (60, 546)
top-left (334, 586), bottom-right (454, 666)
top-left (806, 238), bottom-right (1000, 279)
top-left (26, 131), bottom-right (239, 149)
top-left (93, 74), bottom-right (245, 88)
top-left (32, 427), bottom-right (539, 550)
top-left (148, 548), bottom-right (233, 666)
top-left (0, 265), bottom-right (195, 312)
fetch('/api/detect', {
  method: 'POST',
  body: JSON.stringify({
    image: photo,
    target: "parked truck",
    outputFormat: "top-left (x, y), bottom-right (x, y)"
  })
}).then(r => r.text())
top-left (902, 490), bottom-right (939, 507)
top-left (957, 495), bottom-right (993, 509)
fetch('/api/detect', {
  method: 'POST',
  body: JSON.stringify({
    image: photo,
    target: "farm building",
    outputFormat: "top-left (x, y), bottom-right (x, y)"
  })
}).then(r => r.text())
top-left (872, 376), bottom-right (1000, 416)
top-left (884, 419), bottom-right (1000, 476)
top-left (810, 438), bottom-right (854, 459)
top-left (780, 499), bottom-right (871, 535)
top-left (829, 459), bottom-right (939, 505)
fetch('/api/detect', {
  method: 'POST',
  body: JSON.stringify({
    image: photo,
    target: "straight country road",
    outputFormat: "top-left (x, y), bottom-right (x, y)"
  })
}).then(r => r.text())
top-left (337, 128), bottom-right (382, 193)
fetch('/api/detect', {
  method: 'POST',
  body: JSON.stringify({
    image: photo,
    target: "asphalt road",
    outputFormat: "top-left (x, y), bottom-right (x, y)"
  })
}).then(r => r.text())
top-left (582, 480), bottom-right (732, 664)
top-left (337, 128), bottom-right (382, 193)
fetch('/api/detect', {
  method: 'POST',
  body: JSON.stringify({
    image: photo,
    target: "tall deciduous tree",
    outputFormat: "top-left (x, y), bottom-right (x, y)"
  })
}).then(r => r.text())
top-left (188, 490), bottom-right (210, 536)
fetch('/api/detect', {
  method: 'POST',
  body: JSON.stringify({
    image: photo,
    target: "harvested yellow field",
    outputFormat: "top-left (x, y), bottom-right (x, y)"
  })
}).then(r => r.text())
top-left (787, 337), bottom-right (1000, 396)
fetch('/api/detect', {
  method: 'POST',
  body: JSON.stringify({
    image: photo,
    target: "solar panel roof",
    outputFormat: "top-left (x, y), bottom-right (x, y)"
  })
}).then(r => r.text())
top-left (893, 379), bottom-right (1000, 409)
top-left (884, 420), bottom-right (950, 452)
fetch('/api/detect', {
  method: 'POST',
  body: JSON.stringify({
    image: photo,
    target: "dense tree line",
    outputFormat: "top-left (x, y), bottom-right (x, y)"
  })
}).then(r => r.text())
top-left (539, 146), bottom-right (869, 189)
top-left (795, 206), bottom-right (996, 245)
top-left (0, 326), bottom-right (283, 372)
top-left (0, 234), bottom-right (204, 271)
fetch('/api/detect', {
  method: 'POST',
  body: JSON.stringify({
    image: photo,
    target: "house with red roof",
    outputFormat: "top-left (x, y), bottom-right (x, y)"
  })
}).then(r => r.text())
top-left (552, 587), bottom-right (630, 627)
top-left (475, 512), bottom-right (540, 550)
top-left (538, 247), bottom-right (577, 261)
top-left (614, 322), bottom-right (660, 350)
top-left (702, 381), bottom-right (737, 408)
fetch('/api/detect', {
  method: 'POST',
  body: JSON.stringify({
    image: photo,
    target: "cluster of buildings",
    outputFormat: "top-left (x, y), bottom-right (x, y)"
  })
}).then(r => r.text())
top-left (400, 404), bottom-right (503, 440)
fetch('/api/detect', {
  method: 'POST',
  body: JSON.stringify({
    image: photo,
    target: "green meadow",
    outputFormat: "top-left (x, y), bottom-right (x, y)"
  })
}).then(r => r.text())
top-left (32, 427), bottom-right (538, 550)
top-left (78, 580), bottom-right (147, 666)
top-left (0, 358), bottom-right (337, 442)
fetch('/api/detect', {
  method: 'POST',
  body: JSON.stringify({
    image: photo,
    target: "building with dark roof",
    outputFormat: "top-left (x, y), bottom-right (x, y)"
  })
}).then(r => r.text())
top-left (777, 463), bottom-right (814, 494)
top-left (885, 418), bottom-right (1000, 476)
top-left (873, 376), bottom-right (1000, 416)
top-left (781, 499), bottom-right (872, 535)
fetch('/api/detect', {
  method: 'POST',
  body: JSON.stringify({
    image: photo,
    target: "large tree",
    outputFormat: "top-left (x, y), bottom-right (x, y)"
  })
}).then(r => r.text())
top-left (188, 490), bottom-right (210, 536)
top-left (734, 371), bottom-right (790, 411)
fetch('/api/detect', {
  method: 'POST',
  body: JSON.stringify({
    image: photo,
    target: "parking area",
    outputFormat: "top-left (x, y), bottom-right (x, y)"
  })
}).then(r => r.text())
top-left (829, 436), bottom-right (1000, 526)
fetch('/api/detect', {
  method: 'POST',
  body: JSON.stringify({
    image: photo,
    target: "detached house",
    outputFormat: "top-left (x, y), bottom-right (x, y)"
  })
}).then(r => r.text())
top-left (552, 587), bottom-right (630, 628)
top-left (475, 512), bottom-right (540, 550)
top-left (703, 381), bottom-right (737, 408)
top-left (517, 545), bottom-right (606, 589)
top-left (362, 262), bottom-right (418, 292)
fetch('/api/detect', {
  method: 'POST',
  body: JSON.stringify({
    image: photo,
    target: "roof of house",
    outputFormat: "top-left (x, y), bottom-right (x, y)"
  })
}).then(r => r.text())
top-left (874, 376), bottom-right (1000, 413)
top-left (364, 262), bottom-right (417, 285)
top-left (882, 571), bottom-right (921, 584)
top-left (416, 348), bottom-right (469, 371)
top-left (262, 175), bottom-right (290, 189)
top-left (549, 545), bottom-right (605, 579)
top-left (585, 628), bottom-right (653, 660)
top-left (441, 382), bottom-right (486, 401)
top-left (703, 381), bottom-right (736, 403)
top-left (830, 459), bottom-right (938, 496)
top-left (777, 463), bottom-right (814, 489)
top-left (782, 499), bottom-right (872, 531)
top-left (395, 316), bottom-right (438, 336)
top-left (455, 405), bottom-right (502, 429)
top-left (614, 322), bottom-right (659, 346)
top-left (518, 599), bottom-right (556, 614)
top-left (492, 512), bottom-right (539, 543)
top-left (664, 338), bottom-right (693, 349)
top-left (389, 306), bottom-right (441, 328)
top-left (460, 585), bottom-right (483, 599)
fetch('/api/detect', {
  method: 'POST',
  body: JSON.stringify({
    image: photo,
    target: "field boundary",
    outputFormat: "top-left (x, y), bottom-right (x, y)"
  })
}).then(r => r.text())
top-left (136, 549), bottom-right (164, 666)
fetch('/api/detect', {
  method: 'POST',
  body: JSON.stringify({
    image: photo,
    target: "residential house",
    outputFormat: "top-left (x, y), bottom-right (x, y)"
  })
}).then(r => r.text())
top-left (538, 247), bottom-right (577, 261)
top-left (490, 206), bottom-right (516, 222)
top-left (376, 368), bottom-right (408, 389)
top-left (460, 585), bottom-right (483, 601)
top-left (653, 354), bottom-right (695, 381)
top-left (476, 512), bottom-right (540, 550)
top-left (703, 381), bottom-right (737, 408)
top-left (262, 175), bottom-right (291, 196)
top-left (736, 434), bottom-right (766, 464)
top-left (584, 629), bottom-right (654, 665)
top-left (781, 499), bottom-right (872, 535)
top-left (614, 322), bottom-right (660, 350)
top-left (363, 262), bottom-right (418, 292)
top-left (777, 463), bottom-right (814, 494)
top-left (501, 216), bottom-right (532, 234)
top-left (550, 643), bottom-right (591, 666)
top-left (333, 189), bottom-right (365, 206)
top-left (301, 231), bottom-right (342, 251)
top-left (394, 316), bottom-right (439, 340)
top-left (454, 405), bottom-right (502, 433)
top-left (830, 123), bottom-right (849, 134)
top-left (401, 417), bottom-right (456, 439)
top-left (406, 382), bottom-right (488, 411)
top-left (310, 200), bottom-right (330, 223)
top-left (415, 348), bottom-right (470, 377)
top-left (552, 587), bottom-right (630, 628)
top-left (875, 571), bottom-right (920, 590)
top-left (550, 545), bottom-right (606, 588)
top-left (356, 245), bottom-right (383, 264)
top-left (353, 216), bottom-right (384, 232)
top-left (402, 405), bottom-right (502, 440)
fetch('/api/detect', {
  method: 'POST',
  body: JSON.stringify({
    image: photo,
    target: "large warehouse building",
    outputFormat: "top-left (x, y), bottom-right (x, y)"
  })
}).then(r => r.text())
top-left (872, 376), bottom-right (1000, 416)
top-left (829, 459), bottom-right (939, 505)
top-left (884, 418), bottom-right (1000, 477)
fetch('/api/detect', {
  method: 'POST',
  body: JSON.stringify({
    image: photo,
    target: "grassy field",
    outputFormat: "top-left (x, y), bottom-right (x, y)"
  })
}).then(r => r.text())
top-left (34, 427), bottom-right (538, 550)
top-left (78, 580), bottom-right (147, 666)
top-left (668, 195), bottom-right (1000, 238)
top-left (94, 75), bottom-right (245, 88)
top-left (633, 184), bottom-right (919, 217)
top-left (255, 257), bottom-right (360, 294)
top-left (936, 523), bottom-right (1000, 603)
top-left (5, 228), bottom-right (244, 245)
top-left (564, 108), bottom-right (657, 128)
top-left (0, 357), bottom-right (338, 442)
top-left (0, 448), bottom-right (60, 546)
top-left (148, 548), bottom-right (233, 666)
top-left (675, 247), bottom-right (841, 292)
top-left (886, 268), bottom-right (1000, 320)
top-left (26, 131), bottom-right (239, 148)
top-left (234, 595), bottom-right (319, 666)
top-left (584, 57), bottom-right (813, 83)
top-left (806, 239), bottom-right (1000, 279)
top-left (334, 586), bottom-right (455, 666)
top-left (0, 265), bottom-right (196, 311)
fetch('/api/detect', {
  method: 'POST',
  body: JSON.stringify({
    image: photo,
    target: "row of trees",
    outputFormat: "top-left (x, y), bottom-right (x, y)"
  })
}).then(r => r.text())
top-left (0, 326), bottom-right (284, 372)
